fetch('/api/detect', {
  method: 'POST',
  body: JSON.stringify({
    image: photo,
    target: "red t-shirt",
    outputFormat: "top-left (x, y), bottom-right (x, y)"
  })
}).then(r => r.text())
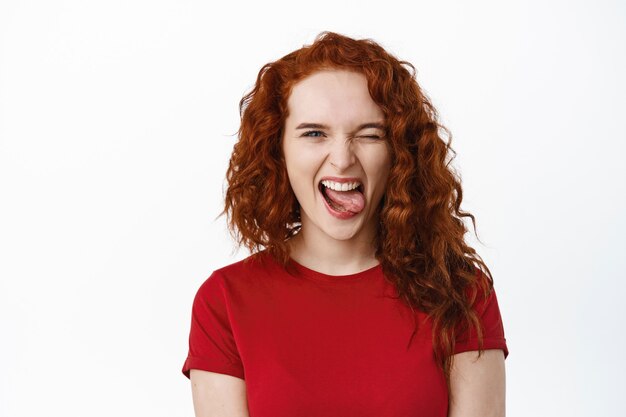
top-left (182, 251), bottom-right (509, 416)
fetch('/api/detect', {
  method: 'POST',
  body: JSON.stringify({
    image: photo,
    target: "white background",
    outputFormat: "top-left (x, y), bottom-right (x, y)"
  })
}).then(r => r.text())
top-left (1, 1), bottom-right (624, 416)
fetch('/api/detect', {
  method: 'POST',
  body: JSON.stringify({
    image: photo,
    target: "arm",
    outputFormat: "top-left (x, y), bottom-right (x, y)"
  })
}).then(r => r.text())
top-left (190, 369), bottom-right (250, 417)
top-left (448, 349), bottom-right (506, 417)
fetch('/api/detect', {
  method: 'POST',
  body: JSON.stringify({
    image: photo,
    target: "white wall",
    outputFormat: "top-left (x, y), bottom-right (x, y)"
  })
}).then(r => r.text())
top-left (1, 1), bottom-right (624, 416)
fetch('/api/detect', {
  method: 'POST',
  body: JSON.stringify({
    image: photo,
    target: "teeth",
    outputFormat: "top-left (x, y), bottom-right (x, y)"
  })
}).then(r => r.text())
top-left (321, 180), bottom-right (361, 192)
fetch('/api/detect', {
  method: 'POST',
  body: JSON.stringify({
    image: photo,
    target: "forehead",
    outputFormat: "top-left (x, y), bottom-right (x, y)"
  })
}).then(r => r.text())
top-left (286, 69), bottom-right (383, 124)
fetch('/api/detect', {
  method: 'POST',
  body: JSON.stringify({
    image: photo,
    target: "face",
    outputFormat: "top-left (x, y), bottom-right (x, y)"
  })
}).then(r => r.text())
top-left (281, 69), bottom-right (392, 243)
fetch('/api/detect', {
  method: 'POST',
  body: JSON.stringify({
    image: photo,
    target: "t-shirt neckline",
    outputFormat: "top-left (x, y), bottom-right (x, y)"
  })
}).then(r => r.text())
top-left (287, 256), bottom-right (382, 283)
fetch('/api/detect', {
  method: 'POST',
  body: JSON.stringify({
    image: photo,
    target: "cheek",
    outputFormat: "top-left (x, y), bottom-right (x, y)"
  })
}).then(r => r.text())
top-left (365, 148), bottom-right (392, 182)
top-left (283, 156), bottom-right (318, 195)
top-left (285, 148), bottom-right (319, 176)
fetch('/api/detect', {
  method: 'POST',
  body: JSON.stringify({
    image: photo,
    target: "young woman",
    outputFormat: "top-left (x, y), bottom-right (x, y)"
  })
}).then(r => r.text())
top-left (182, 31), bottom-right (508, 417)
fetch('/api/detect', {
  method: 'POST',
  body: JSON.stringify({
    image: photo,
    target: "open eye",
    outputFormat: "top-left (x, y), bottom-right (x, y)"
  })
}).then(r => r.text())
top-left (302, 130), bottom-right (326, 138)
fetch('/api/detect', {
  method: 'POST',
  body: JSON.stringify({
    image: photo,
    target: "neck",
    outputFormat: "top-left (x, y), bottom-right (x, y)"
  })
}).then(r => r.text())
top-left (287, 215), bottom-right (380, 275)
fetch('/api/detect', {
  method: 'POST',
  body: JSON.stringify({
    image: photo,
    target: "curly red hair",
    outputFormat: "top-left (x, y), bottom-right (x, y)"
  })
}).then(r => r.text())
top-left (220, 31), bottom-right (495, 395)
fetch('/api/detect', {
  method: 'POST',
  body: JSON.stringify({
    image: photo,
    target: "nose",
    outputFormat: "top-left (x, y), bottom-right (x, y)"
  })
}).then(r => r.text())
top-left (328, 138), bottom-right (356, 171)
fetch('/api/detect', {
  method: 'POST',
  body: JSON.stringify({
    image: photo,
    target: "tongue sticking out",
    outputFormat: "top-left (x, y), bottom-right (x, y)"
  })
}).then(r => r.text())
top-left (323, 187), bottom-right (365, 213)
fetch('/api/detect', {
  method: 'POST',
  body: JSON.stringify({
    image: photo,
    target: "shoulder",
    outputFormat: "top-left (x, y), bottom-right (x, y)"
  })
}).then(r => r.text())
top-left (214, 250), bottom-right (274, 276)
top-left (190, 252), bottom-right (273, 309)
top-left (201, 250), bottom-right (281, 292)
top-left (463, 266), bottom-right (496, 310)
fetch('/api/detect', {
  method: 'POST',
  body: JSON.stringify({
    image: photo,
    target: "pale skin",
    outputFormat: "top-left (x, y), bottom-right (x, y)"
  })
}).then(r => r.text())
top-left (189, 69), bottom-right (506, 416)
top-left (448, 349), bottom-right (506, 417)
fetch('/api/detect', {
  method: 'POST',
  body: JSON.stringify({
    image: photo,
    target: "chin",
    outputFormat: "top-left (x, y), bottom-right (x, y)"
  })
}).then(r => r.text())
top-left (320, 219), bottom-right (365, 239)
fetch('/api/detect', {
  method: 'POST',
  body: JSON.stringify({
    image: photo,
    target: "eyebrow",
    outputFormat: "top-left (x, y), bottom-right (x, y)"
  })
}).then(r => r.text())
top-left (295, 122), bottom-right (385, 131)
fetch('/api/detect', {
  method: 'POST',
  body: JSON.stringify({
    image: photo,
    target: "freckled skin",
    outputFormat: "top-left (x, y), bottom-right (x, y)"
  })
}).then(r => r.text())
top-left (281, 69), bottom-right (391, 271)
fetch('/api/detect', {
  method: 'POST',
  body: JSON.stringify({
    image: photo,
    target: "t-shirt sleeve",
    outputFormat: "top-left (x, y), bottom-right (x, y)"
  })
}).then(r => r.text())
top-left (181, 270), bottom-right (245, 380)
top-left (453, 272), bottom-right (509, 359)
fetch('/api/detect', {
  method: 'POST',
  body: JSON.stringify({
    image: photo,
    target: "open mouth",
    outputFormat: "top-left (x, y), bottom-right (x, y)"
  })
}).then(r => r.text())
top-left (318, 182), bottom-right (365, 213)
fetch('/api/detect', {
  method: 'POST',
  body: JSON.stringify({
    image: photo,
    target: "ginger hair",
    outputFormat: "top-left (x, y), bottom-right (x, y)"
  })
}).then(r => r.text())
top-left (220, 31), bottom-right (495, 395)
